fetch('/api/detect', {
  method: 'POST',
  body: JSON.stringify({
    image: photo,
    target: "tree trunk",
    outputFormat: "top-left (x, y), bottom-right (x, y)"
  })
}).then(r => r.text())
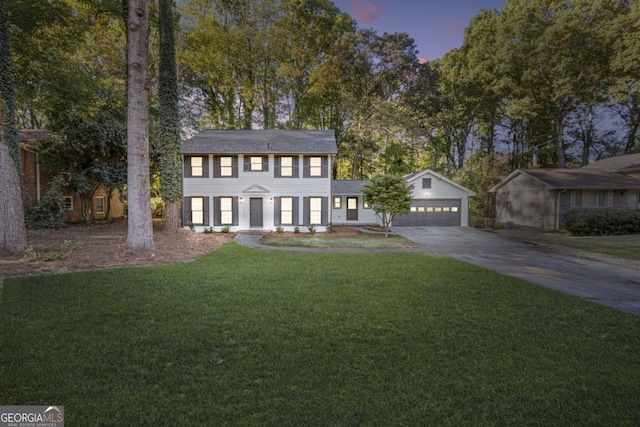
top-left (555, 114), bottom-right (566, 168)
top-left (158, 0), bottom-right (182, 230)
top-left (126, 0), bottom-right (154, 249)
top-left (0, 142), bottom-right (27, 253)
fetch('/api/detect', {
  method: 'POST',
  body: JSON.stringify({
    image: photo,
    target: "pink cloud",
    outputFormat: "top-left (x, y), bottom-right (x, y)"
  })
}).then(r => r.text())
top-left (445, 19), bottom-right (461, 34)
top-left (347, 0), bottom-right (386, 24)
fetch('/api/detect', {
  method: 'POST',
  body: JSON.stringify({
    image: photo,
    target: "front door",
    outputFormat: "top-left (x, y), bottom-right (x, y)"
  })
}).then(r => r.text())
top-left (346, 197), bottom-right (358, 221)
top-left (250, 198), bottom-right (263, 227)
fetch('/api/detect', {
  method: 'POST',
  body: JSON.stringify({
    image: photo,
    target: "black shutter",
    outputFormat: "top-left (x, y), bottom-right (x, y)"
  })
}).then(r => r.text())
top-left (182, 197), bottom-right (191, 226)
top-left (213, 197), bottom-right (221, 226)
top-left (302, 197), bottom-right (310, 226)
top-left (232, 197), bottom-right (239, 226)
top-left (274, 156), bottom-right (281, 178)
top-left (274, 197), bottom-right (281, 226)
top-left (243, 155), bottom-right (250, 172)
top-left (183, 157), bottom-right (192, 178)
top-left (292, 156), bottom-right (299, 178)
top-left (292, 197), bottom-right (299, 225)
top-left (321, 196), bottom-right (328, 225)
top-left (232, 156), bottom-right (239, 178)
top-left (203, 197), bottom-right (210, 226)
top-left (213, 156), bottom-right (221, 178)
top-left (262, 156), bottom-right (269, 172)
top-left (321, 157), bottom-right (328, 178)
top-left (202, 156), bottom-right (209, 178)
top-left (303, 156), bottom-right (310, 178)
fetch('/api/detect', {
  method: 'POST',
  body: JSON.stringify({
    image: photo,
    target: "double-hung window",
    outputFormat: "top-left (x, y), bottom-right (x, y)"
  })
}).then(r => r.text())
top-left (191, 197), bottom-right (204, 224)
top-left (309, 157), bottom-right (322, 177)
top-left (281, 157), bottom-right (293, 176)
top-left (220, 157), bottom-right (233, 177)
top-left (191, 157), bottom-right (203, 176)
top-left (333, 197), bottom-right (341, 209)
top-left (309, 197), bottom-right (322, 225)
top-left (95, 196), bottom-right (105, 215)
top-left (281, 197), bottom-right (293, 225)
top-left (220, 197), bottom-right (233, 224)
top-left (251, 156), bottom-right (263, 171)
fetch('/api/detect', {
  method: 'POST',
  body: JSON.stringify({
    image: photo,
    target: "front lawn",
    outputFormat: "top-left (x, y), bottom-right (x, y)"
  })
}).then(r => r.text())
top-left (1, 244), bottom-right (639, 425)
top-left (495, 228), bottom-right (640, 261)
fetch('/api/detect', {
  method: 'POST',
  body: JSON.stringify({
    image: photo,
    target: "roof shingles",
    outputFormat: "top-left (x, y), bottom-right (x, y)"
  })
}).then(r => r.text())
top-left (180, 130), bottom-right (338, 155)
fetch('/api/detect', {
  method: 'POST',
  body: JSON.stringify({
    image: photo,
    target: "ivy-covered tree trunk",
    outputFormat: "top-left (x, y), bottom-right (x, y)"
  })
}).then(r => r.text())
top-left (126, 0), bottom-right (154, 249)
top-left (0, 2), bottom-right (26, 253)
top-left (158, 0), bottom-right (182, 230)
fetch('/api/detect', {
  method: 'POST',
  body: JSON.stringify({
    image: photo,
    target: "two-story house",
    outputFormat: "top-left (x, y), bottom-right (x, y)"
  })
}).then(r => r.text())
top-left (181, 130), bottom-right (337, 232)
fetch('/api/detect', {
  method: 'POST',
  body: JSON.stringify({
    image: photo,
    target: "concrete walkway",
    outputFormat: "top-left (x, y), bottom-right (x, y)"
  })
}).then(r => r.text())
top-left (235, 228), bottom-right (640, 316)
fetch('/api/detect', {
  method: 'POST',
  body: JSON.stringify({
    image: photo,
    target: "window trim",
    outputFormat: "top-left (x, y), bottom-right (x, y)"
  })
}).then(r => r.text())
top-left (422, 178), bottom-right (432, 189)
top-left (333, 196), bottom-right (342, 209)
top-left (63, 196), bottom-right (74, 211)
top-left (275, 156), bottom-right (299, 178)
top-left (95, 196), bottom-right (106, 215)
top-left (213, 155), bottom-right (238, 178)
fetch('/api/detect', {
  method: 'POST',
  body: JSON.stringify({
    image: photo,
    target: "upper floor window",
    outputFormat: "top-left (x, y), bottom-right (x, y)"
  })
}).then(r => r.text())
top-left (191, 157), bottom-right (203, 177)
top-left (213, 156), bottom-right (238, 178)
top-left (275, 156), bottom-right (299, 178)
top-left (281, 156), bottom-right (293, 176)
top-left (184, 156), bottom-right (209, 178)
top-left (310, 157), bottom-right (322, 176)
top-left (303, 156), bottom-right (328, 178)
top-left (220, 157), bottom-right (233, 176)
top-left (422, 178), bottom-right (432, 189)
top-left (244, 155), bottom-right (268, 172)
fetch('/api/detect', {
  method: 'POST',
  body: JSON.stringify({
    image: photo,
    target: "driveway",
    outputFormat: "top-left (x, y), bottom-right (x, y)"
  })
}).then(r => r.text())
top-left (393, 227), bottom-right (640, 316)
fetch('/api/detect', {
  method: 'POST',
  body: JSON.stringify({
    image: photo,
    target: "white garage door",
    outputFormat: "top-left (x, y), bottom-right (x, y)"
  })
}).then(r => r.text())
top-left (393, 199), bottom-right (461, 226)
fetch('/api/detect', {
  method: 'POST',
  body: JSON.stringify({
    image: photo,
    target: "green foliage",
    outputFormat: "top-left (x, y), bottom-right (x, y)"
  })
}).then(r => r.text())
top-left (22, 244), bottom-right (37, 261)
top-left (294, 226), bottom-right (300, 234)
top-left (362, 175), bottom-right (414, 235)
top-left (307, 224), bottom-right (316, 235)
top-left (221, 225), bottom-right (231, 233)
top-left (188, 221), bottom-right (195, 232)
top-left (150, 197), bottom-right (164, 218)
top-left (326, 222), bottom-right (334, 233)
top-left (275, 225), bottom-right (284, 233)
top-left (564, 209), bottom-right (640, 236)
top-left (24, 176), bottom-right (67, 230)
top-left (203, 226), bottom-right (214, 234)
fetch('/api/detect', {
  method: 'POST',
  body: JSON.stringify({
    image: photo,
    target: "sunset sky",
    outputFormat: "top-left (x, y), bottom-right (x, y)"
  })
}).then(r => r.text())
top-left (332, 0), bottom-right (507, 62)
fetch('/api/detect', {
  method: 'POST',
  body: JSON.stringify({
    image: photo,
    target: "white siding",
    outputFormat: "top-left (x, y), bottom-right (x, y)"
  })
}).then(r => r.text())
top-left (331, 196), bottom-right (380, 225)
top-left (183, 154), bottom-right (332, 231)
top-left (405, 171), bottom-right (473, 227)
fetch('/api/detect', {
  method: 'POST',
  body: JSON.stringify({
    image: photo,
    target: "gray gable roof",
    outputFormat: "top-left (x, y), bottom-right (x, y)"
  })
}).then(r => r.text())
top-left (581, 153), bottom-right (640, 171)
top-left (515, 168), bottom-right (640, 190)
top-left (181, 130), bottom-right (337, 155)
top-left (332, 180), bottom-right (371, 195)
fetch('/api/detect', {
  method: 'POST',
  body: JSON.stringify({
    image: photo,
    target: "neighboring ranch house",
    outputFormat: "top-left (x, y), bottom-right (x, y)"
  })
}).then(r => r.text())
top-left (180, 130), bottom-right (476, 231)
top-left (490, 153), bottom-right (640, 230)
top-left (20, 130), bottom-right (124, 222)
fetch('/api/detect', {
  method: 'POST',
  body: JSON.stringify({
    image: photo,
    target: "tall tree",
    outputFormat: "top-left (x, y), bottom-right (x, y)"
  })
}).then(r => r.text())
top-left (0, 0), bottom-right (26, 253)
top-left (157, 0), bottom-right (182, 229)
top-left (126, 0), bottom-right (154, 249)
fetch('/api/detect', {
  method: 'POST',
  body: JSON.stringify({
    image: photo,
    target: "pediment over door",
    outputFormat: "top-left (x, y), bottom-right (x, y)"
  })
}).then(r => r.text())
top-left (242, 184), bottom-right (270, 194)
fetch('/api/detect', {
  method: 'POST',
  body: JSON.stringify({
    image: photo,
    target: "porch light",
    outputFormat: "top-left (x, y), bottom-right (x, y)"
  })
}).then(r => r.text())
top-left (269, 197), bottom-right (274, 204)
top-left (239, 197), bottom-right (244, 203)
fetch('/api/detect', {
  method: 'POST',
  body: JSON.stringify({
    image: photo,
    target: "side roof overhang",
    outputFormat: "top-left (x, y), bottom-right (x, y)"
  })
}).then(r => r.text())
top-left (489, 168), bottom-right (640, 192)
top-left (180, 129), bottom-right (338, 155)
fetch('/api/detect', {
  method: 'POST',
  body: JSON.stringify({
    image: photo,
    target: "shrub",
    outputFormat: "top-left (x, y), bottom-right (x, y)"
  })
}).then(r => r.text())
top-left (275, 225), bottom-right (284, 233)
top-left (150, 197), bottom-right (165, 218)
top-left (564, 209), bottom-right (640, 236)
top-left (294, 226), bottom-right (300, 234)
top-left (203, 227), bottom-right (214, 234)
top-left (307, 224), bottom-right (316, 235)
top-left (221, 225), bottom-right (231, 233)
top-left (326, 222), bottom-right (334, 233)
top-left (188, 221), bottom-right (195, 231)
top-left (24, 176), bottom-right (67, 230)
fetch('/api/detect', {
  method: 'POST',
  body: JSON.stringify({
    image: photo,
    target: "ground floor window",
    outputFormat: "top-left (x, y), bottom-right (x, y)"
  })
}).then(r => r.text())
top-left (309, 197), bottom-right (322, 225)
top-left (333, 197), bottom-right (341, 209)
top-left (95, 196), bottom-right (105, 215)
top-left (281, 197), bottom-right (293, 224)
top-left (191, 197), bottom-right (204, 224)
top-left (220, 197), bottom-right (233, 224)
top-left (63, 196), bottom-right (74, 211)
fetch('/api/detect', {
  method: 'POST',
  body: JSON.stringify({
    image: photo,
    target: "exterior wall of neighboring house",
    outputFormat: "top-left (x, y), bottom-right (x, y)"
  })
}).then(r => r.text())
top-left (394, 170), bottom-right (476, 227)
top-left (331, 195), bottom-right (380, 225)
top-left (20, 136), bottom-right (125, 223)
top-left (183, 154), bottom-right (332, 232)
top-left (494, 173), bottom-right (558, 230)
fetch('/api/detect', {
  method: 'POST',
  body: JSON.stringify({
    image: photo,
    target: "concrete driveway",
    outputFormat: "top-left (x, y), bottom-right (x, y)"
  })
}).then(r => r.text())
top-left (393, 227), bottom-right (640, 316)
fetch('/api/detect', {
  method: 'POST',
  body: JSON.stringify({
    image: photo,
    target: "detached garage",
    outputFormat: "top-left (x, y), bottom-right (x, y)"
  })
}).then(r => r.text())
top-left (393, 169), bottom-right (476, 227)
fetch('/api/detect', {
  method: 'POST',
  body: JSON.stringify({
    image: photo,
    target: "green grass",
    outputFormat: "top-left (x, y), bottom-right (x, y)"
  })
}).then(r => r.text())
top-left (1, 244), bottom-right (640, 426)
top-left (261, 233), bottom-right (417, 248)
top-left (495, 229), bottom-right (640, 261)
